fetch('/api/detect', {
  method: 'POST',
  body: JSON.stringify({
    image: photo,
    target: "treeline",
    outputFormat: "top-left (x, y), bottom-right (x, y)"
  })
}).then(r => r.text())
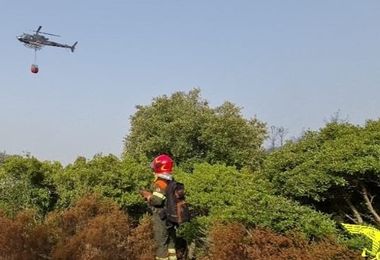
top-left (1, 89), bottom-right (378, 259)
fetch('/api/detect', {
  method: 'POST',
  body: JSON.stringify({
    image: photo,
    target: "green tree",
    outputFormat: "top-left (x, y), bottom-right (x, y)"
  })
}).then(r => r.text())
top-left (263, 120), bottom-right (380, 225)
top-left (124, 89), bottom-right (266, 170)
top-left (53, 154), bottom-right (152, 217)
top-left (0, 155), bottom-right (61, 216)
top-left (175, 163), bottom-right (337, 240)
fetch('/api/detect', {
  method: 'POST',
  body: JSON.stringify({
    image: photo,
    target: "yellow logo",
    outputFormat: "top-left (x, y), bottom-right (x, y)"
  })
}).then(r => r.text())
top-left (342, 223), bottom-right (380, 259)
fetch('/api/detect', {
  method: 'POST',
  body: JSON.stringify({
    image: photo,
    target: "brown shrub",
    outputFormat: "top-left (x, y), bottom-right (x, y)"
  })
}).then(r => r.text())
top-left (0, 194), bottom-right (156, 260)
top-left (55, 194), bottom-right (120, 238)
top-left (0, 210), bottom-right (52, 260)
top-left (127, 214), bottom-right (155, 260)
top-left (52, 211), bottom-right (131, 259)
top-left (202, 223), bottom-right (249, 260)
top-left (51, 194), bottom-right (151, 259)
top-left (201, 223), bottom-right (361, 260)
top-left (0, 210), bottom-right (26, 259)
top-left (246, 228), bottom-right (307, 260)
top-left (307, 238), bottom-right (361, 260)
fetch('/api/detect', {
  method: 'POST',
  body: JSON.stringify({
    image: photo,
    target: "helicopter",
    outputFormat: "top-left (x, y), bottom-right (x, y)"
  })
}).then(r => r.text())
top-left (17, 26), bottom-right (78, 73)
top-left (18, 26), bottom-right (78, 52)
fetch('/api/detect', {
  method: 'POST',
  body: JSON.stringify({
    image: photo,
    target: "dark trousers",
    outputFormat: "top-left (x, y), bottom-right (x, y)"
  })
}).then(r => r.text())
top-left (152, 212), bottom-right (176, 258)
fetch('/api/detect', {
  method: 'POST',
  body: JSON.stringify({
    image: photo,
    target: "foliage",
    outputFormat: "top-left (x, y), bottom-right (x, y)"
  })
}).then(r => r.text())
top-left (0, 194), bottom-right (358, 260)
top-left (50, 194), bottom-right (155, 260)
top-left (0, 209), bottom-right (52, 260)
top-left (0, 194), bottom-right (156, 260)
top-left (53, 154), bottom-right (151, 217)
top-left (199, 222), bottom-right (360, 260)
top-left (0, 155), bottom-right (61, 216)
top-left (202, 222), bottom-right (248, 260)
top-left (176, 163), bottom-right (337, 240)
top-left (262, 120), bottom-right (380, 225)
top-left (124, 88), bottom-right (266, 170)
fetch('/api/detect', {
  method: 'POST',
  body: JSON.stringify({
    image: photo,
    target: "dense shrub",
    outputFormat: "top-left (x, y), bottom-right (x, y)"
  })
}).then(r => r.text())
top-left (200, 222), bottom-right (361, 260)
top-left (0, 209), bottom-right (52, 259)
top-left (53, 154), bottom-right (151, 217)
top-left (0, 194), bottom-right (155, 260)
top-left (177, 163), bottom-right (338, 240)
top-left (262, 120), bottom-right (380, 226)
top-left (126, 215), bottom-right (156, 260)
top-left (51, 194), bottom-right (129, 259)
top-left (203, 223), bottom-right (248, 260)
top-left (0, 156), bottom-right (61, 217)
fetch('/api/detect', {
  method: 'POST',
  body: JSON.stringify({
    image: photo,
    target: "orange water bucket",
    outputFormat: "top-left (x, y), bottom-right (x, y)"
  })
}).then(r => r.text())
top-left (31, 64), bottom-right (39, 74)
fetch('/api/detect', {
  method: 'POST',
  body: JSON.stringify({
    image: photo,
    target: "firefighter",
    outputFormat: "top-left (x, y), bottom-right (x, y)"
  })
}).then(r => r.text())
top-left (140, 154), bottom-right (177, 260)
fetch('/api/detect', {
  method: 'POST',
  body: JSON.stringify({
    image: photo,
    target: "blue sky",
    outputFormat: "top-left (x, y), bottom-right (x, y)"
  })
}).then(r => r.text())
top-left (1, 1), bottom-right (379, 164)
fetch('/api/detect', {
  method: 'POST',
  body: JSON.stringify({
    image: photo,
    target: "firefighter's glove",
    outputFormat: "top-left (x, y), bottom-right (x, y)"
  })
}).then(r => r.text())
top-left (139, 190), bottom-right (152, 201)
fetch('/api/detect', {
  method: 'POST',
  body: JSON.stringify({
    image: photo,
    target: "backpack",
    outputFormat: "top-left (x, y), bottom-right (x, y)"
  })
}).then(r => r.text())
top-left (165, 180), bottom-right (190, 225)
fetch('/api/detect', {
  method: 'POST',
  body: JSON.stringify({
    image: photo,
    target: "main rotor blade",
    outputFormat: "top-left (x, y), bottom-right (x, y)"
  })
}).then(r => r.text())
top-left (39, 31), bottom-right (61, 37)
top-left (32, 26), bottom-right (61, 37)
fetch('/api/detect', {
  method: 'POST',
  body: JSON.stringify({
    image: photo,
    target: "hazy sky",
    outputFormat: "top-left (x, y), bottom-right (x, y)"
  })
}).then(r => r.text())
top-left (1, 1), bottom-right (379, 164)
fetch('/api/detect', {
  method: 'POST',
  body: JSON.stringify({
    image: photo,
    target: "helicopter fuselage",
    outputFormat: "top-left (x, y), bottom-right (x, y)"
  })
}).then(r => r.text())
top-left (17, 32), bottom-right (77, 52)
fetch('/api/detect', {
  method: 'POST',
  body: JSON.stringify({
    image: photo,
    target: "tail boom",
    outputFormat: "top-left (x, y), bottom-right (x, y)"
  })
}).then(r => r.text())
top-left (71, 41), bottom-right (78, 52)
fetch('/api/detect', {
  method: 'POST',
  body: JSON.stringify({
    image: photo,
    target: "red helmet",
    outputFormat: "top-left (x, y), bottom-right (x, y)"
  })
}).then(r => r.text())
top-left (151, 154), bottom-right (174, 174)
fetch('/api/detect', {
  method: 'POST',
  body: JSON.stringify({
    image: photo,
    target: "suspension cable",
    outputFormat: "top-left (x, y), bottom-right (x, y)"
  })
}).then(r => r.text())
top-left (34, 49), bottom-right (37, 64)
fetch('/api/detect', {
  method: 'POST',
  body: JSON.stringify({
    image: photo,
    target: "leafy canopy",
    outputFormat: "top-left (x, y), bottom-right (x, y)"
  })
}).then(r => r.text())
top-left (124, 89), bottom-right (266, 170)
top-left (0, 155), bottom-right (61, 216)
top-left (53, 154), bottom-right (152, 217)
top-left (176, 163), bottom-right (337, 239)
top-left (263, 120), bottom-right (380, 225)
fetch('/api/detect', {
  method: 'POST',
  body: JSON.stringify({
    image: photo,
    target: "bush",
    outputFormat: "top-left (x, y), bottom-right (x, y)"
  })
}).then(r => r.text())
top-left (0, 209), bottom-right (52, 260)
top-left (53, 154), bottom-right (151, 219)
top-left (176, 163), bottom-right (338, 240)
top-left (200, 222), bottom-right (361, 260)
top-left (0, 194), bottom-right (155, 260)
top-left (0, 156), bottom-right (60, 217)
